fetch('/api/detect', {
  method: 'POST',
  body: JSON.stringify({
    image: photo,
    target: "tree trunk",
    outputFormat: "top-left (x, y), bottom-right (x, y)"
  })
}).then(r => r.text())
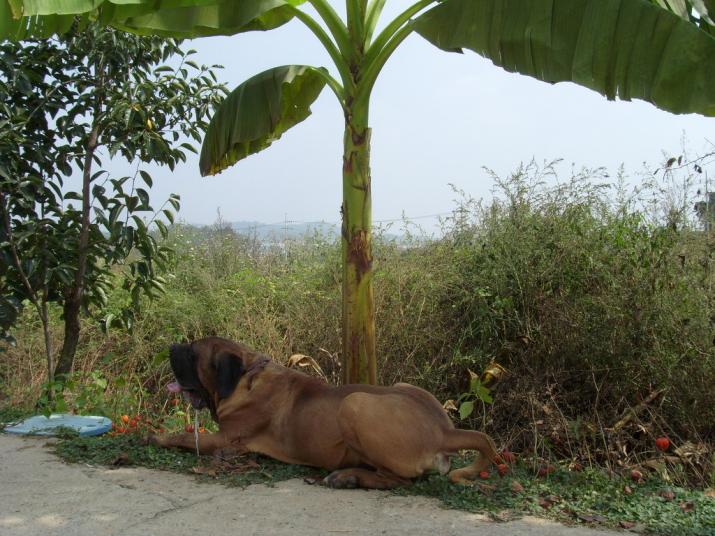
top-left (341, 104), bottom-right (377, 385)
top-left (55, 298), bottom-right (80, 377)
top-left (55, 121), bottom-right (99, 378)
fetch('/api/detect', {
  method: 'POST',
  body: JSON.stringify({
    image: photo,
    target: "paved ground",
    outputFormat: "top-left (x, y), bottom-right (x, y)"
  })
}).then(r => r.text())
top-left (0, 434), bottom-right (621, 536)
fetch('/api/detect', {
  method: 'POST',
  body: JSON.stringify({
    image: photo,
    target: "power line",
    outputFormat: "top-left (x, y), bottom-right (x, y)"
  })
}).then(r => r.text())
top-left (228, 211), bottom-right (453, 230)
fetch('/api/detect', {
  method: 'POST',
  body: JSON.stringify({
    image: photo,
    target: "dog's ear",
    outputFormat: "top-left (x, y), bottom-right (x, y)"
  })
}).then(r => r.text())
top-left (214, 351), bottom-right (245, 400)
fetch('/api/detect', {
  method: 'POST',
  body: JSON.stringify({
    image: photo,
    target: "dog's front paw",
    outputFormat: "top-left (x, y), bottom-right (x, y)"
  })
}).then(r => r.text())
top-left (323, 471), bottom-right (358, 489)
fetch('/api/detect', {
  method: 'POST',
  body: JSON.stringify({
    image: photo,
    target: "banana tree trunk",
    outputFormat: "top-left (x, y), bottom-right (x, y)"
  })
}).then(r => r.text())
top-left (341, 104), bottom-right (377, 385)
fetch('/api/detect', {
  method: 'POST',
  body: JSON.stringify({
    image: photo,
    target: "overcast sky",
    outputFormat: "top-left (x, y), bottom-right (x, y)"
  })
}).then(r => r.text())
top-left (131, 0), bottom-right (714, 230)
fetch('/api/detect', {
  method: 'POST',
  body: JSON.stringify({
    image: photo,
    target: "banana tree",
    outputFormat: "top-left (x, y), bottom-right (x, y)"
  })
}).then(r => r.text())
top-left (3, 0), bottom-right (715, 385)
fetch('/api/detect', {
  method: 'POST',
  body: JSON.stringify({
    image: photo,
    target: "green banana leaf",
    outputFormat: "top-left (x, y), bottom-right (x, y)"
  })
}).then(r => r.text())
top-left (199, 65), bottom-right (328, 176)
top-left (414, 0), bottom-right (715, 116)
top-left (1, 0), bottom-right (305, 40)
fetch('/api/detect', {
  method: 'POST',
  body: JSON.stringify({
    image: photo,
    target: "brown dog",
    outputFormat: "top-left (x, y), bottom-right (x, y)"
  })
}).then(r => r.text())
top-left (149, 337), bottom-right (501, 489)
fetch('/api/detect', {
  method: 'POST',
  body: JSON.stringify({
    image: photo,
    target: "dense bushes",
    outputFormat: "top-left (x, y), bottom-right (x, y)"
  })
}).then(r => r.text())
top-left (2, 160), bottom-right (713, 480)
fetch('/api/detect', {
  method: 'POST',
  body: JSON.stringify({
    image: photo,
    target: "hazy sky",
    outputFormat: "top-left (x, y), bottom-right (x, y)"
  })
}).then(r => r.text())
top-left (132, 0), bottom-right (714, 230)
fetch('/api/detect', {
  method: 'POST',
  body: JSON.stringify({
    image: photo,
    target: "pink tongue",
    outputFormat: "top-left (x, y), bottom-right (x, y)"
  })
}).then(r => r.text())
top-left (166, 382), bottom-right (182, 393)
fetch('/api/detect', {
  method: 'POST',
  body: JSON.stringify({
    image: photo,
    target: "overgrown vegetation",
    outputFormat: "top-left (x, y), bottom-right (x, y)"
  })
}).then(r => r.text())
top-left (0, 23), bottom-right (225, 392)
top-left (1, 158), bottom-right (714, 497)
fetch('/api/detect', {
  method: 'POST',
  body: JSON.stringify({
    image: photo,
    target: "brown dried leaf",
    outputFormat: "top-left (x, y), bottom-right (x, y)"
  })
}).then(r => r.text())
top-left (659, 489), bottom-right (675, 501)
top-left (442, 399), bottom-right (458, 412)
top-left (538, 494), bottom-right (560, 509)
top-left (704, 488), bottom-right (715, 498)
top-left (679, 501), bottom-right (695, 513)
top-left (191, 465), bottom-right (217, 477)
top-left (478, 483), bottom-right (497, 495)
top-left (510, 480), bottom-right (524, 494)
top-left (577, 513), bottom-right (607, 524)
top-left (623, 485), bottom-right (634, 495)
top-left (286, 354), bottom-right (326, 379)
top-left (110, 452), bottom-right (130, 466)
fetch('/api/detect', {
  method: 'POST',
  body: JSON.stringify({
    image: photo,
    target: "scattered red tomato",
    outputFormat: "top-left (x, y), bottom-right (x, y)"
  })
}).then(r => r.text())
top-left (116, 426), bottom-right (126, 433)
top-left (655, 437), bottom-right (670, 452)
top-left (120, 415), bottom-right (129, 424)
top-left (185, 424), bottom-right (195, 433)
top-left (478, 470), bottom-right (490, 479)
top-left (198, 427), bottom-right (206, 434)
top-left (537, 464), bottom-right (556, 477)
top-left (497, 464), bottom-right (509, 477)
top-left (501, 449), bottom-right (516, 464)
top-left (171, 398), bottom-right (180, 406)
top-left (630, 469), bottom-right (644, 483)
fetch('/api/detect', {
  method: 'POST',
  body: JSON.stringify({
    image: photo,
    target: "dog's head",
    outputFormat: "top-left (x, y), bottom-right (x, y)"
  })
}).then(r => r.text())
top-left (167, 337), bottom-right (269, 421)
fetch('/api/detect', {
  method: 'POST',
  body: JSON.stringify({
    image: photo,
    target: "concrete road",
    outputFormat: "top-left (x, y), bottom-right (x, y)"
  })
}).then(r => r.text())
top-left (0, 434), bottom-right (620, 536)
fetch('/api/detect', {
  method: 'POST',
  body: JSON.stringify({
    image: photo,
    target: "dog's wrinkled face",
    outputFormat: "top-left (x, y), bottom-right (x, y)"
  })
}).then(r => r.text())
top-left (168, 340), bottom-right (252, 422)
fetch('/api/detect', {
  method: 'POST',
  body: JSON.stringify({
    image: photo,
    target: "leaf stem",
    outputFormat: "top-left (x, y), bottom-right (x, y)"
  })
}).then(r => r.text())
top-left (364, 0), bottom-right (386, 46)
top-left (362, 0), bottom-right (434, 69)
top-left (289, 6), bottom-right (352, 92)
top-left (307, 0), bottom-right (353, 60)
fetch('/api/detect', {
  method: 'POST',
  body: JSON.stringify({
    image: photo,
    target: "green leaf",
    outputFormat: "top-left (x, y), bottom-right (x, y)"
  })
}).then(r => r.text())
top-left (458, 400), bottom-right (474, 420)
top-left (107, 0), bottom-right (308, 38)
top-left (413, 0), bottom-right (715, 116)
top-left (199, 65), bottom-right (328, 176)
top-left (139, 169), bottom-right (153, 187)
top-left (162, 208), bottom-right (174, 224)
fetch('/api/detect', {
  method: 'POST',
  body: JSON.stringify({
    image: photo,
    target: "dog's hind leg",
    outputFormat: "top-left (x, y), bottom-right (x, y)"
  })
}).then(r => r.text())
top-left (324, 468), bottom-right (409, 490)
top-left (441, 429), bottom-right (501, 484)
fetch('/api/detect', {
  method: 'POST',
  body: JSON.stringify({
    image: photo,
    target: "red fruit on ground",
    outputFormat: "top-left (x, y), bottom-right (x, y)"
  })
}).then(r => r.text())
top-left (185, 424), bottom-right (195, 433)
top-left (171, 399), bottom-right (180, 406)
top-left (630, 469), bottom-right (644, 482)
top-left (537, 465), bottom-right (556, 477)
top-left (116, 427), bottom-right (126, 433)
top-left (655, 437), bottom-right (670, 452)
top-left (501, 450), bottom-right (516, 464)
top-left (129, 419), bottom-right (138, 428)
top-left (497, 464), bottom-right (509, 477)
top-left (478, 471), bottom-right (490, 479)
top-left (120, 415), bottom-right (129, 424)
top-left (198, 427), bottom-right (206, 434)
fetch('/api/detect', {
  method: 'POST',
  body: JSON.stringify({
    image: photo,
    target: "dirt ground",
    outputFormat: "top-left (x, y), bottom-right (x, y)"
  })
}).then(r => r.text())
top-left (0, 434), bottom-right (621, 536)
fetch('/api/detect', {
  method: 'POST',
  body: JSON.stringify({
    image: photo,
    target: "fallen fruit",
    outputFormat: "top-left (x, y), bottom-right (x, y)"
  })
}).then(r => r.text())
top-left (185, 424), bottom-right (195, 433)
top-left (171, 398), bottom-right (180, 406)
top-left (655, 436), bottom-right (670, 452)
top-left (497, 464), bottom-right (509, 477)
top-left (630, 469), bottom-right (644, 483)
top-left (501, 449), bottom-right (516, 464)
top-left (537, 464), bottom-right (556, 477)
top-left (198, 427), bottom-right (206, 434)
top-left (478, 470), bottom-right (490, 479)
top-left (121, 415), bottom-right (129, 424)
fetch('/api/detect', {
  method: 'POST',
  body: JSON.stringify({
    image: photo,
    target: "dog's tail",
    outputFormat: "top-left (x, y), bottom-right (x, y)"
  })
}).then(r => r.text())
top-left (441, 429), bottom-right (502, 484)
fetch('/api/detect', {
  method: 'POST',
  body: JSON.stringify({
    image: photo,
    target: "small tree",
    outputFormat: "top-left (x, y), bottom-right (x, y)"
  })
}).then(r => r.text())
top-left (3, 1), bottom-right (715, 385)
top-left (0, 23), bottom-right (225, 391)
